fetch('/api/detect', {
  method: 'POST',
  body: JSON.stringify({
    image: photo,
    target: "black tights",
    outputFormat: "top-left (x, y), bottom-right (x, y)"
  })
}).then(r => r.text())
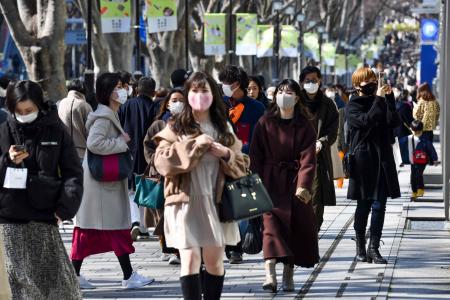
top-left (72, 254), bottom-right (133, 280)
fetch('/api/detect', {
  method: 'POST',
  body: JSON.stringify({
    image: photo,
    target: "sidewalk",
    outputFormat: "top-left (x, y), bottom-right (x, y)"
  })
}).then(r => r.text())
top-left (60, 163), bottom-right (450, 299)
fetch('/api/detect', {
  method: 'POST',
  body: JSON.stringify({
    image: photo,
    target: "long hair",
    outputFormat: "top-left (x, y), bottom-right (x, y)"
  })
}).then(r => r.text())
top-left (417, 82), bottom-right (435, 101)
top-left (171, 71), bottom-right (235, 147)
top-left (155, 88), bottom-right (185, 120)
top-left (268, 79), bottom-right (312, 120)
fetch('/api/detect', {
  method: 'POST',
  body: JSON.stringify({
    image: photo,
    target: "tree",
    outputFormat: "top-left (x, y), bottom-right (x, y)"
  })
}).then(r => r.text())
top-left (0, 0), bottom-right (67, 101)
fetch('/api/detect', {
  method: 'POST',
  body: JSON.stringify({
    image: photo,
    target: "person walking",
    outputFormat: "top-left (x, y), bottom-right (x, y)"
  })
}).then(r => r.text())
top-left (248, 76), bottom-right (270, 108)
top-left (58, 79), bottom-right (92, 162)
top-left (346, 67), bottom-right (401, 264)
top-left (0, 80), bottom-right (83, 299)
top-left (70, 73), bottom-right (153, 289)
top-left (299, 66), bottom-right (339, 231)
top-left (143, 88), bottom-right (186, 265)
top-left (250, 79), bottom-right (319, 293)
top-left (119, 77), bottom-right (158, 241)
top-left (153, 71), bottom-right (248, 300)
top-left (218, 65), bottom-right (265, 264)
top-left (393, 85), bottom-right (414, 165)
top-left (413, 82), bottom-right (440, 143)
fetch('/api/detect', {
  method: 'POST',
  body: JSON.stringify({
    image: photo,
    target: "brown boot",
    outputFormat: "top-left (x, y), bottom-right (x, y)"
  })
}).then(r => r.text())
top-left (262, 259), bottom-right (277, 293)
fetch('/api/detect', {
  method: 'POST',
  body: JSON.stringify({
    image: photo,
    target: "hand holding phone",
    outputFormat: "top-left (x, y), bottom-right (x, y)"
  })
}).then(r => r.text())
top-left (14, 145), bottom-right (26, 152)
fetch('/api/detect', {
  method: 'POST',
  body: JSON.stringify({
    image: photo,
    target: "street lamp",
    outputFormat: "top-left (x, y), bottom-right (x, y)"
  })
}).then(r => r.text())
top-left (272, 0), bottom-right (282, 83)
top-left (317, 25), bottom-right (325, 69)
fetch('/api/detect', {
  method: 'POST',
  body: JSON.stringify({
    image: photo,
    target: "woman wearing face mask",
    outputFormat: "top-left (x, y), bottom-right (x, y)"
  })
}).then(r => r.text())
top-left (346, 67), bottom-right (401, 264)
top-left (249, 79), bottom-right (319, 293)
top-left (153, 71), bottom-right (248, 300)
top-left (299, 66), bottom-right (339, 232)
top-left (70, 73), bottom-right (153, 290)
top-left (142, 88), bottom-right (186, 265)
top-left (0, 80), bottom-right (83, 299)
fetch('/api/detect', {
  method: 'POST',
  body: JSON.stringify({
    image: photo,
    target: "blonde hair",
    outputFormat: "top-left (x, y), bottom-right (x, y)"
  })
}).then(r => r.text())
top-left (352, 67), bottom-right (377, 87)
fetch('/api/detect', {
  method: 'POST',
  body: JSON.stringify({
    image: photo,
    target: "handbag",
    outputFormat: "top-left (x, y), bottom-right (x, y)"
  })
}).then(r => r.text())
top-left (27, 174), bottom-right (62, 210)
top-left (87, 150), bottom-right (133, 182)
top-left (134, 172), bottom-right (165, 209)
top-left (343, 128), bottom-right (372, 178)
top-left (330, 141), bottom-right (345, 179)
top-left (241, 217), bottom-right (263, 255)
top-left (219, 173), bottom-right (273, 222)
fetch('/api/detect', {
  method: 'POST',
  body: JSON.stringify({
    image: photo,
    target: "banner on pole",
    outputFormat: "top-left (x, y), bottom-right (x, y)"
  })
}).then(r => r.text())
top-left (304, 33), bottom-right (319, 61)
top-left (280, 25), bottom-right (299, 58)
top-left (348, 54), bottom-right (362, 70)
top-left (204, 13), bottom-right (226, 56)
top-left (100, 0), bottom-right (131, 33)
top-left (257, 25), bottom-right (274, 57)
top-left (236, 14), bottom-right (257, 55)
top-left (335, 54), bottom-right (346, 75)
top-left (322, 43), bottom-right (336, 66)
top-left (147, 0), bottom-right (178, 33)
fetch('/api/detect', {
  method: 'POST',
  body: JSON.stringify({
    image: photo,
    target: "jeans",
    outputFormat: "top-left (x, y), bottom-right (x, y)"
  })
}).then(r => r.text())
top-left (411, 164), bottom-right (426, 192)
top-left (354, 171), bottom-right (388, 238)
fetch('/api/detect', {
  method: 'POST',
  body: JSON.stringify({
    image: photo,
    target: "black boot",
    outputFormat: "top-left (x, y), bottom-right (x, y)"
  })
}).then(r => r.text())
top-left (355, 234), bottom-right (367, 262)
top-left (180, 274), bottom-right (202, 300)
top-left (203, 271), bottom-right (225, 300)
top-left (367, 236), bottom-right (387, 264)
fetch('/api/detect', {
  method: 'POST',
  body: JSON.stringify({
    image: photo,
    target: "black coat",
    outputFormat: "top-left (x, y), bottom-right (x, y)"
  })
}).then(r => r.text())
top-left (393, 101), bottom-right (414, 138)
top-left (346, 93), bottom-right (401, 200)
top-left (0, 111), bottom-right (83, 224)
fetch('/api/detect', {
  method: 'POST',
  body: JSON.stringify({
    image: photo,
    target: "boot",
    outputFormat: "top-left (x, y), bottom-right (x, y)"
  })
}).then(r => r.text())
top-left (367, 236), bottom-right (387, 264)
top-left (180, 274), bottom-right (202, 300)
top-left (262, 259), bottom-right (277, 293)
top-left (281, 264), bottom-right (294, 292)
top-left (203, 271), bottom-right (225, 300)
top-left (355, 234), bottom-right (367, 262)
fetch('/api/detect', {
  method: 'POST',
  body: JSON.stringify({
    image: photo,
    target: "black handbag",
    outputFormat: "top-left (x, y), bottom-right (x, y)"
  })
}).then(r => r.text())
top-left (219, 173), bottom-right (273, 222)
top-left (344, 128), bottom-right (372, 178)
top-left (241, 217), bottom-right (263, 255)
top-left (27, 174), bottom-right (62, 210)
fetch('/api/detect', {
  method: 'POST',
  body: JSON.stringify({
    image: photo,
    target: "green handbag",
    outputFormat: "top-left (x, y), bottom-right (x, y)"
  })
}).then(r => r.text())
top-left (219, 173), bottom-right (273, 222)
top-left (134, 173), bottom-right (165, 209)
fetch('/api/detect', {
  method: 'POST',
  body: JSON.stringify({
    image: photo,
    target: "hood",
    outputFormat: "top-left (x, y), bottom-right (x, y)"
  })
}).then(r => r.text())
top-left (63, 90), bottom-right (86, 102)
top-left (85, 104), bottom-right (123, 133)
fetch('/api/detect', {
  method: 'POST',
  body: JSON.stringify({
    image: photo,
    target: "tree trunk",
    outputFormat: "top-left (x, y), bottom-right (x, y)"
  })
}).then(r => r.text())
top-left (0, 0), bottom-right (68, 101)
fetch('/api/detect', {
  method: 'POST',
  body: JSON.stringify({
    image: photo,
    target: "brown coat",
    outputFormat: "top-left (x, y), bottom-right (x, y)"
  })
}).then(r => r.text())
top-left (249, 113), bottom-right (319, 267)
top-left (153, 124), bottom-right (249, 206)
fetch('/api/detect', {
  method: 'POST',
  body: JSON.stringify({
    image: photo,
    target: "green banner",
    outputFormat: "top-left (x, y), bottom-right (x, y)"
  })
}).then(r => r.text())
top-left (280, 25), bottom-right (298, 58)
top-left (147, 0), bottom-right (177, 33)
top-left (257, 25), bottom-right (274, 57)
top-left (236, 14), bottom-right (257, 55)
top-left (335, 54), bottom-right (346, 75)
top-left (204, 13), bottom-right (226, 56)
top-left (322, 43), bottom-right (336, 66)
top-left (304, 33), bottom-right (319, 61)
top-left (348, 54), bottom-right (362, 70)
top-left (99, 0), bottom-right (131, 33)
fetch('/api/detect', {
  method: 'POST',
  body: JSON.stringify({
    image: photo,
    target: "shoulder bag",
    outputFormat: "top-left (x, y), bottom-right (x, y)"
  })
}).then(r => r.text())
top-left (343, 128), bottom-right (371, 178)
top-left (134, 165), bottom-right (165, 209)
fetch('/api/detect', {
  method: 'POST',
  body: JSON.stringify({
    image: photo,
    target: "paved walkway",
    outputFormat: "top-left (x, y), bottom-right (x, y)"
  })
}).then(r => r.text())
top-left (60, 164), bottom-right (450, 299)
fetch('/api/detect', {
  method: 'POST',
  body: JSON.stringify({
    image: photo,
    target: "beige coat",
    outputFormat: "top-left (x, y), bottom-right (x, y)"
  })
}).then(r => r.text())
top-left (0, 235), bottom-right (11, 300)
top-left (153, 124), bottom-right (249, 206)
top-left (75, 104), bottom-right (131, 230)
top-left (413, 98), bottom-right (440, 131)
top-left (58, 91), bottom-right (92, 159)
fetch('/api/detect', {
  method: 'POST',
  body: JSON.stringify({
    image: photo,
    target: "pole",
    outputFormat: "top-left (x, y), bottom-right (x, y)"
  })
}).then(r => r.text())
top-left (228, 0), bottom-right (233, 65)
top-left (84, 0), bottom-right (95, 106)
top-left (274, 11), bottom-right (280, 83)
top-left (184, 0), bottom-right (189, 70)
top-left (319, 33), bottom-right (323, 71)
top-left (298, 21), bottom-right (304, 74)
top-left (345, 48), bottom-right (348, 86)
top-left (134, 0), bottom-right (141, 74)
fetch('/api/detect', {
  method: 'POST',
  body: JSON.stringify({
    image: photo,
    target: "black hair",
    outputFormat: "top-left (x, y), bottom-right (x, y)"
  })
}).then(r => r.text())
top-left (67, 79), bottom-right (86, 95)
top-left (268, 79), bottom-right (311, 120)
top-left (119, 71), bottom-right (132, 85)
top-left (299, 66), bottom-right (322, 82)
top-left (5, 80), bottom-right (46, 113)
top-left (137, 77), bottom-right (156, 97)
top-left (0, 76), bottom-right (10, 89)
top-left (156, 88), bottom-right (185, 120)
top-left (95, 73), bottom-right (121, 106)
top-left (248, 76), bottom-right (264, 99)
top-left (410, 120), bottom-right (424, 132)
top-left (218, 65), bottom-right (249, 95)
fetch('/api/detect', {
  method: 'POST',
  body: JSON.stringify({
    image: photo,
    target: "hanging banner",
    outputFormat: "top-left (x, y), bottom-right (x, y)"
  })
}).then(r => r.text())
top-left (280, 25), bottom-right (299, 58)
top-left (100, 0), bottom-right (131, 33)
top-left (147, 0), bottom-right (178, 33)
top-left (204, 13), bottom-right (226, 56)
top-left (335, 54), bottom-right (346, 75)
top-left (304, 33), bottom-right (319, 61)
top-left (257, 25), bottom-right (274, 57)
top-left (236, 14), bottom-right (257, 55)
top-left (348, 54), bottom-right (362, 70)
top-left (322, 43), bottom-right (336, 66)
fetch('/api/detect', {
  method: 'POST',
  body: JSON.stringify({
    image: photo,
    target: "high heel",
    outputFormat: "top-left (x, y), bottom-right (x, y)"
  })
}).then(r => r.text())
top-left (262, 259), bottom-right (277, 293)
top-left (355, 234), bottom-right (367, 262)
top-left (366, 236), bottom-right (387, 264)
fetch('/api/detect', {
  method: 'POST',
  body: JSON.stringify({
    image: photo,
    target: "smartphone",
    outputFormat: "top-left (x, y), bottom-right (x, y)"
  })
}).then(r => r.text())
top-left (378, 72), bottom-right (385, 88)
top-left (14, 145), bottom-right (26, 152)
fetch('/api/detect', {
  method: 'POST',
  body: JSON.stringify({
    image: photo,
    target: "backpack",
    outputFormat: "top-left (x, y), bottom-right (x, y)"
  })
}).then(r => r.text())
top-left (412, 138), bottom-right (428, 165)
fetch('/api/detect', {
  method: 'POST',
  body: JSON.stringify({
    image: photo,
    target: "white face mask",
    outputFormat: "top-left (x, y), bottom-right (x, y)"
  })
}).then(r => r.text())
top-left (114, 88), bottom-right (128, 105)
top-left (276, 93), bottom-right (296, 109)
top-left (168, 101), bottom-right (184, 115)
top-left (393, 90), bottom-right (401, 99)
top-left (325, 91), bottom-right (336, 99)
top-left (304, 83), bottom-right (319, 94)
top-left (15, 111), bottom-right (38, 124)
top-left (127, 86), bottom-right (133, 97)
top-left (222, 84), bottom-right (236, 97)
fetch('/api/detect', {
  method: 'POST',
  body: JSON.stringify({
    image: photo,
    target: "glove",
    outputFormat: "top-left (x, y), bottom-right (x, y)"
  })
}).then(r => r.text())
top-left (295, 187), bottom-right (312, 204)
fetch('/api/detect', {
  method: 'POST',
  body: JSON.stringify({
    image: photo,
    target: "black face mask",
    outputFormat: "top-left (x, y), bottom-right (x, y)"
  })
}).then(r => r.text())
top-left (359, 82), bottom-right (378, 96)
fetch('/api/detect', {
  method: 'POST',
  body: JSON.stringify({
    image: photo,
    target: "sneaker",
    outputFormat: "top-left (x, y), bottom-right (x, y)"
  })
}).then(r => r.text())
top-left (412, 191), bottom-right (418, 199)
top-left (137, 232), bottom-right (150, 241)
top-left (78, 275), bottom-right (96, 289)
top-left (62, 219), bottom-right (74, 225)
top-left (417, 189), bottom-right (424, 197)
top-left (122, 271), bottom-right (154, 289)
top-left (229, 251), bottom-right (243, 264)
top-left (160, 253), bottom-right (171, 261)
top-left (131, 225), bottom-right (141, 241)
top-left (168, 255), bottom-right (181, 265)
